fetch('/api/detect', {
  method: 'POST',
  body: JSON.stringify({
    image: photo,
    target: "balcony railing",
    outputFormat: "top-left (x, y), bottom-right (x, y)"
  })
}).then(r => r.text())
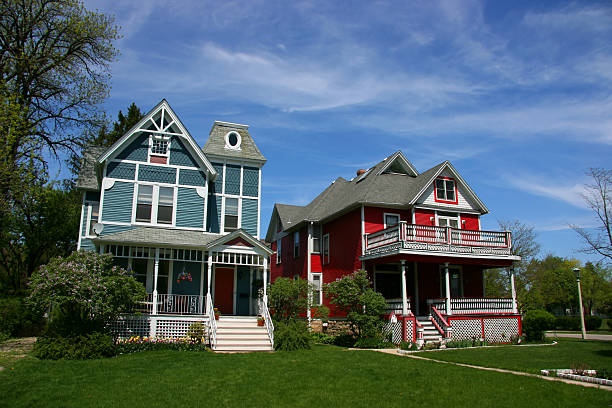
top-left (385, 297), bottom-right (411, 314)
top-left (138, 293), bottom-right (205, 315)
top-left (427, 298), bottom-right (515, 315)
top-left (364, 222), bottom-right (512, 257)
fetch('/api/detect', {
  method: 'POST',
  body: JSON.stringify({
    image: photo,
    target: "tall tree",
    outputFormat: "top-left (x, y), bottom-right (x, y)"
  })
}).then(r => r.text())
top-left (0, 0), bottom-right (119, 170)
top-left (572, 168), bottom-right (612, 264)
top-left (520, 255), bottom-right (579, 313)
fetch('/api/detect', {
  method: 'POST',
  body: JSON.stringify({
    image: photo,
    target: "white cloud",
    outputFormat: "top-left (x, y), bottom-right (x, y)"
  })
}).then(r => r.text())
top-left (504, 174), bottom-right (588, 209)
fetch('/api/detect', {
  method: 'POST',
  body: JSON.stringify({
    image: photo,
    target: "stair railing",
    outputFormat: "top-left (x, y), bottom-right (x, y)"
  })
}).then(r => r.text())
top-left (206, 294), bottom-right (217, 350)
top-left (261, 297), bottom-right (274, 348)
top-left (430, 306), bottom-right (452, 341)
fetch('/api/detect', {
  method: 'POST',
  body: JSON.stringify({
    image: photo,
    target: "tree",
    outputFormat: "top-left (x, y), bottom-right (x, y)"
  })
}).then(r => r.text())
top-left (572, 168), bottom-right (612, 264)
top-left (0, 0), bottom-right (119, 171)
top-left (267, 277), bottom-right (310, 323)
top-left (324, 270), bottom-right (386, 339)
top-left (484, 220), bottom-right (540, 298)
top-left (578, 262), bottom-right (612, 316)
top-left (520, 255), bottom-right (579, 313)
top-left (28, 251), bottom-right (146, 335)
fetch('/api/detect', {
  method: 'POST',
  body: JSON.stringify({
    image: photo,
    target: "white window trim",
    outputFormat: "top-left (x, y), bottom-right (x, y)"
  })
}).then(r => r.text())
top-left (311, 273), bottom-right (323, 306)
top-left (85, 201), bottom-right (100, 238)
top-left (276, 239), bottom-right (282, 264)
top-left (322, 233), bottom-right (330, 265)
top-left (224, 131), bottom-right (242, 151)
top-left (383, 212), bottom-right (400, 229)
top-left (436, 211), bottom-right (461, 229)
top-left (148, 134), bottom-right (171, 159)
top-left (223, 196), bottom-right (240, 233)
top-left (132, 183), bottom-right (177, 227)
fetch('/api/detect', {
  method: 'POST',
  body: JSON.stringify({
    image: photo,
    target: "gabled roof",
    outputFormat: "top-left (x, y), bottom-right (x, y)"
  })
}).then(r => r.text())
top-left (97, 99), bottom-right (218, 178)
top-left (202, 121), bottom-right (266, 163)
top-left (207, 229), bottom-right (273, 254)
top-left (267, 151), bottom-right (488, 236)
top-left (76, 145), bottom-right (107, 191)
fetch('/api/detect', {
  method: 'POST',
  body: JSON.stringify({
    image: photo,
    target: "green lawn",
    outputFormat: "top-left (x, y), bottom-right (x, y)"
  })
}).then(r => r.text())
top-left (0, 344), bottom-right (610, 408)
top-left (419, 338), bottom-right (612, 374)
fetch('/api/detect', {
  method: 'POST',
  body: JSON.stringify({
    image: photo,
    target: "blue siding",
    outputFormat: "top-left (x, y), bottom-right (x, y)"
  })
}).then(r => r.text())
top-left (225, 164), bottom-right (241, 195)
top-left (80, 238), bottom-right (96, 251)
top-left (242, 166), bottom-right (259, 197)
top-left (116, 134), bottom-right (148, 162)
top-left (241, 198), bottom-right (258, 236)
top-left (176, 188), bottom-right (204, 228)
top-left (207, 195), bottom-right (222, 233)
top-left (172, 261), bottom-right (202, 296)
top-left (211, 162), bottom-right (223, 194)
top-left (138, 165), bottom-right (176, 184)
top-left (169, 137), bottom-right (199, 167)
top-left (107, 161), bottom-right (136, 180)
top-left (101, 181), bottom-right (134, 223)
top-left (179, 169), bottom-right (206, 187)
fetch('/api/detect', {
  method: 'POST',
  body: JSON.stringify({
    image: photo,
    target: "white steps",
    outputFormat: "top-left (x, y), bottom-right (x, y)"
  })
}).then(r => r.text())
top-left (213, 316), bottom-right (273, 352)
top-left (417, 317), bottom-right (443, 344)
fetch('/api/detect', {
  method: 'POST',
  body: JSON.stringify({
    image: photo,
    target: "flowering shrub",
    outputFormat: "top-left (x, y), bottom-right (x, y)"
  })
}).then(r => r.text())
top-left (33, 332), bottom-right (115, 360)
top-left (28, 251), bottom-right (146, 336)
top-left (115, 336), bottom-right (209, 354)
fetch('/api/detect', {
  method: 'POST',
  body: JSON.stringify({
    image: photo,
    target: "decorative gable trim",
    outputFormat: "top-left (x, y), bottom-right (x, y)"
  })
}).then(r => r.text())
top-left (208, 229), bottom-right (273, 255)
top-left (410, 161), bottom-right (488, 214)
top-left (97, 99), bottom-right (218, 180)
top-left (376, 151), bottom-right (419, 177)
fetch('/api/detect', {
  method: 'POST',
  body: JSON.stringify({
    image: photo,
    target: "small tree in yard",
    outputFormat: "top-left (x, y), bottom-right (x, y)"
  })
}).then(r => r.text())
top-left (267, 277), bottom-right (310, 323)
top-left (28, 250), bottom-right (146, 336)
top-left (324, 270), bottom-right (386, 339)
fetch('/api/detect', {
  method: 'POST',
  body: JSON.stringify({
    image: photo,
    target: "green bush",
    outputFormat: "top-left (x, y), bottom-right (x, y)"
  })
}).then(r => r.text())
top-left (274, 321), bottom-right (312, 351)
top-left (607, 320), bottom-right (612, 331)
top-left (585, 315), bottom-right (602, 331)
top-left (555, 316), bottom-right (580, 331)
top-left (187, 322), bottom-right (206, 343)
top-left (115, 337), bottom-right (209, 354)
top-left (522, 309), bottom-right (555, 341)
top-left (332, 333), bottom-right (356, 347)
top-left (0, 296), bottom-right (44, 337)
top-left (353, 335), bottom-right (394, 349)
top-left (310, 332), bottom-right (335, 344)
top-left (33, 332), bottom-right (115, 360)
top-left (399, 341), bottom-right (413, 351)
top-left (446, 339), bottom-right (476, 349)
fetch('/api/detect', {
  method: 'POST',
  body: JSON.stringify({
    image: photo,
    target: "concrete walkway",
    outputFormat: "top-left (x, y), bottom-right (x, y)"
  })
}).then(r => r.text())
top-left (545, 331), bottom-right (612, 341)
top-left (369, 348), bottom-right (612, 391)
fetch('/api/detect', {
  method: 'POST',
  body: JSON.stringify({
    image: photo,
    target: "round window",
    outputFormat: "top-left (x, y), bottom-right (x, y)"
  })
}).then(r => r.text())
top-left (224, 131), bottom-right (241, 150)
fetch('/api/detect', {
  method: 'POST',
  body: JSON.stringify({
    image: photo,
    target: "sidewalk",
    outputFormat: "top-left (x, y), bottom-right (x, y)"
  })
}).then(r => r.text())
top-left (545, 331), bottom-right (612, 341)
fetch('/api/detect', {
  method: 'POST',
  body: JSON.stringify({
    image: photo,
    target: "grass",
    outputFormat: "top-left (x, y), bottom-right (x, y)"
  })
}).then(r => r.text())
top-left (0, 343), bottom-right (610, 407)
top-left (420, 338), bottom-right (612, 374)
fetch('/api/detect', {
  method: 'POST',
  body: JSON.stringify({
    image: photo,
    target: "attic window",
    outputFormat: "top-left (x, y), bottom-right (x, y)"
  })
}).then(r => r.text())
top-left (149, 135), bottom-right (170, 163)
top-left (224, 131), bottom-right (241, 150)
top-left (434, 177), bottom-right (457, 203)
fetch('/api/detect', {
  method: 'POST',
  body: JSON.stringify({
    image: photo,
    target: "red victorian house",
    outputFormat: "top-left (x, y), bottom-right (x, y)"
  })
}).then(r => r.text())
top-left (266, 151), bottom-right (521, 345)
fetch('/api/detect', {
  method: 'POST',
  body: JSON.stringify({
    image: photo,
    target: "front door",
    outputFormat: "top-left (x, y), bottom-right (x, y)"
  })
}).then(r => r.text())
top-left (236, 266), bottom-right (251, 315)
top-left (214, 267), bottom-right (234, 314)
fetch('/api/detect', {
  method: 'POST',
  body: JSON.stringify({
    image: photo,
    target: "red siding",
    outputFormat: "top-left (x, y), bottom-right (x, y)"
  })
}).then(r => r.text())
top-left (363, 206), bottom-right (413, 233)
top-left (462, 265), bottom-right (484, 298)
top-left (461, 213), bottom-right (480, 230)
top-left (270, 227), bottom-right (308, 281)
top-left (414, 209), bottom-right (435, 226)
top-left (311, 254), bottom-right (322, 273)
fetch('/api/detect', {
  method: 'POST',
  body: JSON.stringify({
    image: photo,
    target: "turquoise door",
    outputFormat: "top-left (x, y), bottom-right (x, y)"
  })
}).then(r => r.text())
top-left (236, 265), bottom-right (251, 315)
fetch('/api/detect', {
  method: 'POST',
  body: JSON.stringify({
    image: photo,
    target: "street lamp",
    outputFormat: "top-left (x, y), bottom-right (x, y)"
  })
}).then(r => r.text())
top-left (573, 267), bottom-right (587, 339)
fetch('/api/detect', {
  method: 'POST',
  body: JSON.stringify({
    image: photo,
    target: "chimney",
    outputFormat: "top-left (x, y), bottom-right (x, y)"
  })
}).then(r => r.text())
top-left (356, 169), bottom-right (367, 176)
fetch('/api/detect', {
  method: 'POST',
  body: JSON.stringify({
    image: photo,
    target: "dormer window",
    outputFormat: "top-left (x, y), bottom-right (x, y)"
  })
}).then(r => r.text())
top-left (434, 177), bottom-right (457, 203)
top-left (224, 131), bottom-right (241, 150)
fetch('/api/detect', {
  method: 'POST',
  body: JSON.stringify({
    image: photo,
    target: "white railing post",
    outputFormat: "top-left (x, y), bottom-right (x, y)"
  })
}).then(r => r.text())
top-left (444, 262), bottom-right (451, 315)
top-left (401, 260), bottom-right (408, 316)
top-left (263, 257), bottom-right (268, 302)
top-left (510, 266), bottom-right (518, 314)
top-left (152, 248), bottom-right (160, 315)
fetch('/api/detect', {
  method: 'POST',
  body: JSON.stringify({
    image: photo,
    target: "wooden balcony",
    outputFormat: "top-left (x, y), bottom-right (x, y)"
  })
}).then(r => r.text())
top-left (363, 222), bottom-right (513, 258)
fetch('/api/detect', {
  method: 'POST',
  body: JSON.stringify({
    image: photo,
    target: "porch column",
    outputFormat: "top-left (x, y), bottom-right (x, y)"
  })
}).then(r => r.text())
top-left (413, 262), bottom-right (419, 316)
top-left (400, 260), bottom-right (408, 316)
top-left (263, 256), bottom-right (268, 301)
top-left (510, 265), bottom-right (518, 314)
top-left (444, 262), bottom-right (451, 315)
top-left (153, 248), bottom-right (160, 315)
top-left (207, 253), bottom-right (213, 297)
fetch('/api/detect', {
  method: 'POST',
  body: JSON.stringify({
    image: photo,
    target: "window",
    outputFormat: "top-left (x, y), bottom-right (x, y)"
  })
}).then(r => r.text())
top-left (312, 274), bottom-right (323, 306)
top-left (224, 131), bottom-right (242, 150)
top-left (322, 234), bottom-right (330, 265)
top-left (294, 231), bottom-right (300, 258)
top-left (276, 239), bottom-right (282, 264)
top-left (157, 187), bottom-right (174, 224)
top-left (224, 197), bottom-right (239, 232)
top-left (312, 225), bottom-right (321, 253)
top-left (136, 185), bottom-right (153, 222)
top-left (435, 177), bottom-right (457, 203)
top-left (131, 258), bottom-right (149, 291)
top-left (384, 213), bottom-right (400, 228)
top-left (151, 138), bottom-right (169, 155)
top-left (88, 202), bottom-right (100, 236)
top-left (437, 212), bottom-right (459, 229)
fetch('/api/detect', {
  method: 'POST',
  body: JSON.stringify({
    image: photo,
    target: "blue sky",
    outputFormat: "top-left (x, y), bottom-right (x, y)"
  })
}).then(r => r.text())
top-left (79, 0), bottom-right (612, 263)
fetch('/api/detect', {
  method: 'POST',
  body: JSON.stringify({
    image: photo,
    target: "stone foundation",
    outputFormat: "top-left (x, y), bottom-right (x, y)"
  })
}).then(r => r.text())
top-left (310, 319), bottom-right (353, 336)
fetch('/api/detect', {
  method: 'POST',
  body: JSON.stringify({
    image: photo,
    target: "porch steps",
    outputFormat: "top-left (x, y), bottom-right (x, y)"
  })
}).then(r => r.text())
top-left (417, 317), bottom-right (443, 344)
top-left (214, 316), bottom-right (273, 352)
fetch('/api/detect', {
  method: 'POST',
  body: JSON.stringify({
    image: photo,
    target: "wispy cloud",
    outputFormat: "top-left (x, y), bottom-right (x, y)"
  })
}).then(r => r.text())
top-left (504, 173), bottom-right (588, 209)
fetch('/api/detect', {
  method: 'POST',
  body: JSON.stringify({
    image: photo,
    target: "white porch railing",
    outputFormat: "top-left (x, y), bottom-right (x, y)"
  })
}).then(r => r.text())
top-left (260, 298), bottom-right (274, 348)
top-left (206, 294), bottom-right (217, 349)
top-left (385, 298), bottom-right (411, 314)
top-left (364, 222), bottom-right (512, 256)
top-left (140, 294), bottom-right (205, 315)
top-left (427, 298), bottom-right (515, 315)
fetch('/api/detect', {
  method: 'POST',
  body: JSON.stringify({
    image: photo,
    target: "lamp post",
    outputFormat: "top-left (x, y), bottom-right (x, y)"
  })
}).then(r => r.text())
top-left (573, 267), bottom-right (587, 339)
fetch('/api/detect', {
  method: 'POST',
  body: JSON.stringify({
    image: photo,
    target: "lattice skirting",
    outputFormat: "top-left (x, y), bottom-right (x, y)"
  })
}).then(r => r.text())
top-left (448, 316), bottom-right (520, 343)
top-left (383, 320), bottom-right (403, 344)
top-left (405, 318), bottom-right (415, 343)
top-left (112, 315), bottom-right (209, 339)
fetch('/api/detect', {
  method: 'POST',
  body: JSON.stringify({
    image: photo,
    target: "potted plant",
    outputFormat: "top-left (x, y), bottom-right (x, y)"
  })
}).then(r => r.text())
top-left (257, 316), bottom-right (265, 327)
top-left (214, 308), bottom-right (220, 320)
